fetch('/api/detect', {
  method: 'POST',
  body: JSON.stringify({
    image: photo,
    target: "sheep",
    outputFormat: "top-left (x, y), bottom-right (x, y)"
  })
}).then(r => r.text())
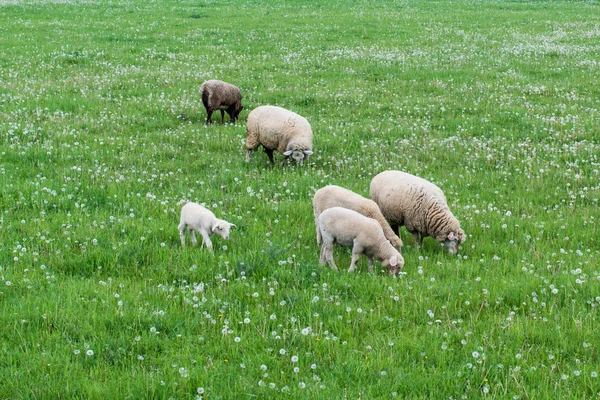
top-left (369, 170), bottom-right (466, 254)
top-left (312, 185), bottom-right (403, 249)
top-left (317, 207), bottom-right (405, 275)
top-left (245, 105), bottom-right (313, 165)
top-left (178, 202), bottom-right (236, 250)
top-left (200, 80), bottom-right (243, 124)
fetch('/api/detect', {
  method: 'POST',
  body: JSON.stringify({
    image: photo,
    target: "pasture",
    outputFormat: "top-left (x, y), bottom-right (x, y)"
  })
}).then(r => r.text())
top-left (1, 0), bottom-right (599, 398)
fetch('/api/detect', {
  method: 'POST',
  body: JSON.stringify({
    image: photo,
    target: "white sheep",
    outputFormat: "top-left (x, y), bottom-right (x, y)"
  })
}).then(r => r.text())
top-left (317, 207), bottom-right (405, 275)
top-left (200, 80), bottom-right (243, 124)
top-left (245, 105), bottom-right (313, 165)
top-left (312, 185), bottom-right (403, 249)
top-left (370, 170), bottom-right (466, 254)
top-left (178, 202), bottom-right (236, 250)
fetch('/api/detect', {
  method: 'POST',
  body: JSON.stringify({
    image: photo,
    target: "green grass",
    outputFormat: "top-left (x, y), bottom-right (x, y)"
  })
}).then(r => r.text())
top-left (1, 0), bottom-right (600, 398)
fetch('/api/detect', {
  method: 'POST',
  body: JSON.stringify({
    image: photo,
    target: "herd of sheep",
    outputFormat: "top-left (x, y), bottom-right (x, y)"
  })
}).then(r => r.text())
top-left (180, 79), bottom-right (467, 275)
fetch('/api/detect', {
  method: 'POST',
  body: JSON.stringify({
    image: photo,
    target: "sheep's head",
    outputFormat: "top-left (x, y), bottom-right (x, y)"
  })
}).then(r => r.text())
top-left (212, 220), bottom-right (236, 240)
top-left (381, 254), bottom-right (404, 276)
top-left (231, 104), bottom-right (243, 122)
top-left (441, 229), bottom-right (466, 255)
top-left (283, 149), bottom-right (313, 165)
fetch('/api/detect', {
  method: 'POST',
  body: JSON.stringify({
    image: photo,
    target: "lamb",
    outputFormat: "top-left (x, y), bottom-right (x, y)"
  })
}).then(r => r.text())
top-left (317, 207), bottom-right (405, 275)
top-left (245, 105), bottom-right (313, 165)
top-left (312, 185), bottom-right (403, 249)
top-left (200, 80), bottom-right (243, 124)
top-left (178, 202), bottom-right (236, 250)
top-left (369, 170), bottom-right (466, 254)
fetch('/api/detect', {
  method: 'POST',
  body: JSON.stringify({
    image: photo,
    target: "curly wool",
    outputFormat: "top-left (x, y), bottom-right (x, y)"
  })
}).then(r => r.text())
top-left (245, 106), bottom-right (313, 161)
top-left (370, 170), bottom-right (465, 250)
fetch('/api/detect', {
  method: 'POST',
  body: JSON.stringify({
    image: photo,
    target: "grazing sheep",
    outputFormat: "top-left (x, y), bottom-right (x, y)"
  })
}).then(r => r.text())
top-left (312, 185), bottom-right (403, 249)
top-left (317, 207), bottom-right (404, 275)
top-left (200, 80), bottom-right (243, 124)
top-left (178, 202), bottom-right (236, 250)
top-left (370, 170), bottom-right (466, 254)
top-left (245, 105), bottom-right (313, 165)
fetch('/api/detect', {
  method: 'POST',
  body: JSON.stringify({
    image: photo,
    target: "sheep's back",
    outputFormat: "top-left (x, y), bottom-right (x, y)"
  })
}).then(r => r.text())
top-left (181, 202), bottom-right (214, 229)
top-left (313, 185), bottom-right (370, 215)
top-left (370, 171), bottom-right (445, 224)
top-left (319, 207), bottom-right (384, 243)
top-left (201, 80), bottom-right (241, 106)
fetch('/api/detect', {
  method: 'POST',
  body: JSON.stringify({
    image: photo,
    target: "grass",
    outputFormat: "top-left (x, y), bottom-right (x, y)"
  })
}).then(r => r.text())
top-left (1, 0), bottom-right (600, 398)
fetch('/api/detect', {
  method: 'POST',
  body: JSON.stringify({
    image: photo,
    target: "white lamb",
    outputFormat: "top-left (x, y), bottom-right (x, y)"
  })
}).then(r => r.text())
top-left (312, 185), bottom-right (403, 249)
top-left (245, 105), bottom-right (313, 165)
top-left (317, 207), bottom-right (405, 275)
top-left (178, 202), bottom-right (236, 250)
top-left (370, 170), bottom-right (466, 255)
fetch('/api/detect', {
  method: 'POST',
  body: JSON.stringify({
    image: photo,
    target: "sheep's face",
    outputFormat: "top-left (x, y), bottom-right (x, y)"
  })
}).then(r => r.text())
top-left (381, 254), bottom-right (404, 275)
top-left (442, 230), bottom-right (465, 255)
top-left (212, 221), bottom-right (236, 240)
top-left (232, 104), bottom-right (243, 122)
top-left (283, 149), bottom-right (313, 165)
top-left (442, 239), bottom-right (459, 254)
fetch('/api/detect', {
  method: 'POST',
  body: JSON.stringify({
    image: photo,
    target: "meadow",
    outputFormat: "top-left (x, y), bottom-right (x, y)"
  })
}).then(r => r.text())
top-left (1, 0), bottom-right (599, 398)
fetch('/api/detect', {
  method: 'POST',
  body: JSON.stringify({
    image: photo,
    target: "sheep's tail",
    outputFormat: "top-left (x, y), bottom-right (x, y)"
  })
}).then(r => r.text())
top-left (201, 87), bottom-right (210, 109)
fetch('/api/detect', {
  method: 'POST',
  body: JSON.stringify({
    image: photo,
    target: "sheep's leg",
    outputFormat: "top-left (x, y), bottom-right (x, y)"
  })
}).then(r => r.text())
top-left (319, 244), bottom-right (327, 266)
top-left (264, 149), bottom-right (275, 164)
top-left (189, 229), bottom-right (198, 246)
top-left (220, 109), bottom-right (225, 124)
top-left (201, 92), bottom-right (210, 122)
top-left (178, 223), bottom-right (187, 246)
top-left (200, 231), bottom-right (213, 251)
top-left (367, 256), bottom-right (374, 273)
top-left (348, 243), bottom-right (363, 272)
top-left (206, 109), bottom-right (214, 125)
top-left (323, 243), bottom-right (337, 271)
top-left (245, 129), bottom-right (260, 162)
top-left (410, 231), bottom-right (422, 248)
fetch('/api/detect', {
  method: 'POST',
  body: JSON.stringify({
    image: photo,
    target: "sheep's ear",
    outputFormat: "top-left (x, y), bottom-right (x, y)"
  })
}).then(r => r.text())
top-left (448, 232), bottom-right (455, 241)
top-left (283, 150), bottom-right (293, 156)
top-left (230, 223), bottom-right (237, 229)
top-left (390, 256), bottom-right (398, 267)
top-left (303, 150), bottom-right (313, 156)
top-left (212, 225), bottom-right (220, 233)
